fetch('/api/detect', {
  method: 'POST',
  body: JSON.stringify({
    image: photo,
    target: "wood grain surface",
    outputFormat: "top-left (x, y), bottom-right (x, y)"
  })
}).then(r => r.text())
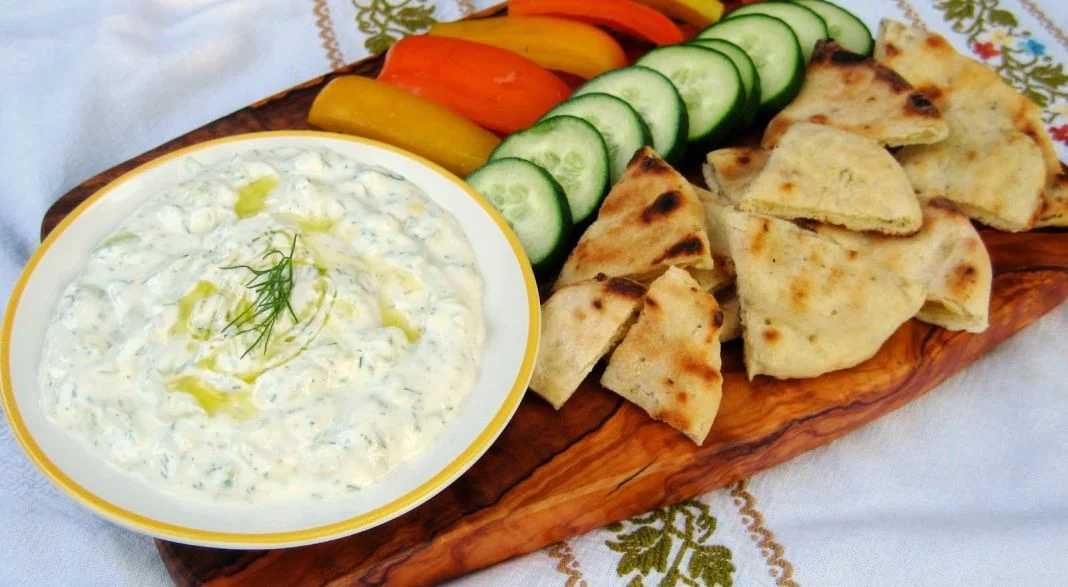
top-left (42, 50), bottom-right (1068, 587)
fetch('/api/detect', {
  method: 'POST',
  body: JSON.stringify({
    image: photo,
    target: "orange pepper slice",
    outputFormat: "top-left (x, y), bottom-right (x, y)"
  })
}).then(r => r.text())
top-left (307, 76), bottom-right (500, 177)
top-left (378, 36), bottom-right (571, 134)
top-left (427, 16), bottom-right (628, 80)
top-left (509, 0), bottom-right (685, 46)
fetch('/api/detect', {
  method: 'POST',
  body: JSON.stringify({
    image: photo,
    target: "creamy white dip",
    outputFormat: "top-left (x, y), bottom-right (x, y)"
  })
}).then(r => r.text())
top-left (38, 147), bottom-right (485, 502)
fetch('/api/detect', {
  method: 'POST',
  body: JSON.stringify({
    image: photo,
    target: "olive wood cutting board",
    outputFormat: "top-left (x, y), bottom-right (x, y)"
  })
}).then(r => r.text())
top-left (43, 42), bottom-right (1068, 587)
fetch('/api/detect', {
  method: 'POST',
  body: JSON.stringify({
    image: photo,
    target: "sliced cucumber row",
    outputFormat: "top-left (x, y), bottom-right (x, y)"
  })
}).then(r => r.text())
top-left (489, 115), bottom-right (609, 226)
top-left (573, 66), bottom-right (688, 164)
top-left (686, 38), bottom-right (761, 128)
top-left (697, 14), bottom-right (804, 118)
top-left (466, 158), bottom-right (572, 274)
top-left (727, 1), bottom-right (829, 63)
top-left (465, 0), bottom-right (873, 277)
top-left (636, 45), bottom-right (744, 146)
top-left (540, 93), bottom-right (652, 185)
top-left (793, 0), bottom-right (873, 56)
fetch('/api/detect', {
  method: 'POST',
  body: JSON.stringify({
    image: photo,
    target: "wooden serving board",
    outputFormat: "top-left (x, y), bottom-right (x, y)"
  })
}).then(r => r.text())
top-left (44, 43), bottom-right (1068, 587)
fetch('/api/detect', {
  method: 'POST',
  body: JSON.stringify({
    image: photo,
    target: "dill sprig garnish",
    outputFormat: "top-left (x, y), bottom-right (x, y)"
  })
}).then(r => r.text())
top-left (222, 234), bottom-right (299, 358)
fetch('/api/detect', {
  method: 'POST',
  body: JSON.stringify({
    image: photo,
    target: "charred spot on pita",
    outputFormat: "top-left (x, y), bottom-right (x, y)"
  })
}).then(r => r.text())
top-left (652, 236), bottom-right (705, 264)
top-left (592, 298), bottom-right (604, 310)
top-left (809, 114), bottom-right (829, 124)
top-left (906, 92), bottom-right (940, 116)
top-left (924, 34), bottom-right (948, 49)
top-left (641, 191), bottom-right (681, 222)
top-left (606, 277), bottom-right (647, 299)
top-left (827, 46), bottom-right (867, 65)
top-left (713, 310), bottom-right (724, 327)
top-left (883, 43), bottom-right (901, 58)
top-left (680, 355), bottom-right (721, 384)
top-left (873, 66), bottom-right (913, 93)
top-left (762, 328), bottom-right (781, 343)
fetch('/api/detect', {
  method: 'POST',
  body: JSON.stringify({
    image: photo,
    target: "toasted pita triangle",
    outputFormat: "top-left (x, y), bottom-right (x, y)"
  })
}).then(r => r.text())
top-left (813, 194), bottom-right (991, 333)
top-left (725, 211), bottom-right (925, 379)
top-left (715, 287), bottom-right (742, 343)
top-left (876, 20), bottom-right (1049, 231)
top-left (1037, 163), bottom-right (1068, 228)
top-left (702, 147), bottom-right (767, 205)
top-left (601, 267), bottom-right (724, 445)
top-left (763, 40), bottom-right (948, 148)
top-left (734, 123), bottom-right (923, 234)
top-left (689, 186), bottom-right (736, 293)
top-left (555, 147), bottom-right (714, 290)
top-left (529, 276), bottom-right (647, 409)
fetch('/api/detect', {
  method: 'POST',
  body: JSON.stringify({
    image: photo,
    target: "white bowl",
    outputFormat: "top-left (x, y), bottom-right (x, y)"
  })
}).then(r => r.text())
top-left (1, 131), bottom-right (539, 549)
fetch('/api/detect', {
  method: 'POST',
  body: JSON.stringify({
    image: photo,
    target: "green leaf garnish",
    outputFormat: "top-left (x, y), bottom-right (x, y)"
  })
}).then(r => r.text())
top-left (222, 234), bottom-right (299, 358)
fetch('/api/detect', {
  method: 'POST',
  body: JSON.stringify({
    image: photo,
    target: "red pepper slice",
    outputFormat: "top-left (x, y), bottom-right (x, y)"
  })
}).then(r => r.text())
top-left (378, 35), bottom-right (571, 134)
top-left (509, 0), bottom-right (685, 46)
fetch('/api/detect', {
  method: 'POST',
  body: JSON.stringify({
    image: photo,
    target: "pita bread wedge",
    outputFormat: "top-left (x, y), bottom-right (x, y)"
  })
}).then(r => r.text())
top-left (555, 147), bottom-right (714, 289)
top-left (725, 211), bottom-right (925, 379)
top-left (715, 287), bottom-right (742, 343)
top-left (735, 123), bottom-right (923, 234)
top-left (702, 147), bottom-right (768, 204)
top-left (689, 186), bottom-right (737, 293)
top-left (601, 267), bottom-right (724, 445)
top-left (813, 195), bottom-right (991, 333)
top-left (763, 40), bottom-right (948, 148)
top-left (1036, 163), bottom-right (1068, 228)
top-left (530, 276), bottom-right (647, 409)
top-left (876, 20), bottom-right (1049, 231)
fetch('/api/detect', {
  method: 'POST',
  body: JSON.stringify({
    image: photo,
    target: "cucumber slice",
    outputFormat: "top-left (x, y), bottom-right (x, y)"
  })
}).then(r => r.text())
top-left (793, 0), bottom-right (873, 56)
top-left (697, 15), bottom-right (804, 117)
top-left (686, 38), bottom-right (761, 128)
top-left (636, 45), bottom-right (744, 146)
top-left (573, 66), bottom-right (688, 164)
top-left (489, 115), bottom-right (610, 225)
top-left (727, 1), bottom-right (829, 62)
top-left (467, 158), bottom-right (572, 273)
top-left (541, 93), bottom-right (652, 185)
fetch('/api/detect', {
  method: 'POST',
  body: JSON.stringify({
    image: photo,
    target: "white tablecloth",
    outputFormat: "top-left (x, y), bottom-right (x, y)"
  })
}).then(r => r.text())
top-left (2, 1), bottom-right (1066, 585)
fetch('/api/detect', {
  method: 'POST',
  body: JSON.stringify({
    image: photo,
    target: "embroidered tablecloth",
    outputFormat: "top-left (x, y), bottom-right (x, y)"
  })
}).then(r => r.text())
top-left (1, 1), bottom-right (1065, 585)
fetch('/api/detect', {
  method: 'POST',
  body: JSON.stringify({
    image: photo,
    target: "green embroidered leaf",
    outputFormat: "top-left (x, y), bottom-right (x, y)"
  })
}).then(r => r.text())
top-left (688, 544), bottom-right (735, 587)
top-left (627, 577), bottom-right (645, 587)
top-left (988, 9), bottom-right (1017, 28)
top-left (394, 5), bottom-right (435, 31)
top-left (939, 0), bottom-right (975, 22)
top-left (365, 33), bottom-right (396, 54)
top-left (1031, 64), bottom-right (1068, 89)
top-left (607, 527), bottom-right (672, 577)
top-left (608, 522), bottom-right (626, 533)
top-left (1023, 88), bottom-right (1049, 108)
top-left (658, 569), bottom-right (681, 587)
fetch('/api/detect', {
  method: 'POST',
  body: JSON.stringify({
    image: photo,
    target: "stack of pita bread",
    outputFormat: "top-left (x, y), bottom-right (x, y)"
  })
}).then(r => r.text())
top-left (528, 21), bottom-right (1063, 445)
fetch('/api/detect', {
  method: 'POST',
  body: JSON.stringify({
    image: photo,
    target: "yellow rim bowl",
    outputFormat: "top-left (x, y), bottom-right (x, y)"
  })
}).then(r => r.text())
top-left (1, 131), bottom-right (539, 548)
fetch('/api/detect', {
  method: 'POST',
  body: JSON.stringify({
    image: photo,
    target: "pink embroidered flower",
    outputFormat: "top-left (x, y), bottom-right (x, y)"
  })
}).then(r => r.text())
top-left (972, 41), bottom-right (1000, 60)
top-left (1051, 125), bottom-right (1068, 145)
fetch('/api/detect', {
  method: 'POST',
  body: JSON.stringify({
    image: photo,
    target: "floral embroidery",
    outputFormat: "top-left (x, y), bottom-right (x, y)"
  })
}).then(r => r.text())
top-left (352, 0), bottom-right (437, 54)
top-left (934, 0), bottom-right (1068, 141)
top-left (973, 41), bottom-right (1001, 59)
top-left (1051, 124), bottom-right (1068, 143)
top-left (606, 500), bottom-right (734, 587)
top-left (1018, 38), bottom-right (1046, 56)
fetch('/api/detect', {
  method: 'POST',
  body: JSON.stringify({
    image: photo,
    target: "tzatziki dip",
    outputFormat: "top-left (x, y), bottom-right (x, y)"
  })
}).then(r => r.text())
top-left (38, 146), bottom-right (486, 502)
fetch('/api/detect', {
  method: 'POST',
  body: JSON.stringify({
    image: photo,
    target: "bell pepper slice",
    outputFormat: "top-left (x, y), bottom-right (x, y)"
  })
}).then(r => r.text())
top-left (377, 35), bottom-right (571, 134)
top-left (631, 0), bottom-right (724, 27)
top-left (307, 76), bottom-right (500, 177)
top-left (427, 16), bottom-right (628, 80)
top-left (509, 0), bottom-right (685, 46)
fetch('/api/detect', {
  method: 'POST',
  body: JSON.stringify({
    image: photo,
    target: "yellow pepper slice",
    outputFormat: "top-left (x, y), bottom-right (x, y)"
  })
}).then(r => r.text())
top-left (632, 0), bottom-right (724, 28)
top-left (427, 16), bottom-right (628, 80)
top-left (307, 76), bottom-right (500, 177)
